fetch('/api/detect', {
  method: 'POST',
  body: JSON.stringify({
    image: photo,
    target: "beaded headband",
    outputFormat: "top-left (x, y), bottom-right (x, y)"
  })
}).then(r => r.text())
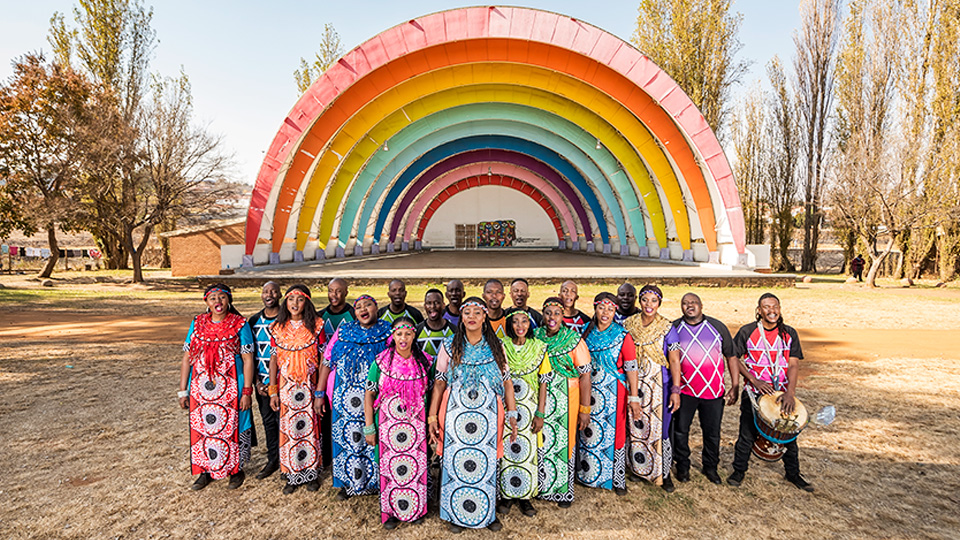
top-left (392, 322), bottom-right (417, 333)
top-left (542, 299), bottom-right (563, 310)
top-left (203, 287), bottom-right (230, 300)
top-left (461, 300), bottom-right (489, 314)
top-left (640, 289), bottom-right (662, 300)
top-left (505, 310), bottom-right (529, 320)
top-left (285, 289), bottom-right (310, 300)
top-left (593, 298), bottom-right (618, 310)
top-left (354, 294), bottom-right (377, 307)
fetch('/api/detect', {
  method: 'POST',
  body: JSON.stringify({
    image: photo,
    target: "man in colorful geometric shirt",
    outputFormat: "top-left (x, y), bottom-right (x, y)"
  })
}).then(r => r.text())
top-left (728, 293), bottom-right (813, 492)
top-left (246, 281), bottom-right (281, 480)
top-left (318, 277), bottom-right (355, 337)
top-left (416, 288), bottom-right (456, 357)
top-left (378, 279), bottom-right (424, 324)
top-left (665, 293), bottom-right (738, 485)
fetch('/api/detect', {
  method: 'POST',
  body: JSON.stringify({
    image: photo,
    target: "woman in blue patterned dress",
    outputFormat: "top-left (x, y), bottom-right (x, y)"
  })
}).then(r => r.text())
top-left (427, 297), bottom-right (519, 533)
top-left (318, 294), bottom-right (391, 499)
top-left (577, 292), bottom-right (643, 496)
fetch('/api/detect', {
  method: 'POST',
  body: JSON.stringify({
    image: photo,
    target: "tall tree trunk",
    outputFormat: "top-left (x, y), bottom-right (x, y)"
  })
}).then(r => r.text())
top-left (801, 207), bottom-right (820, 272)
top-left (126, 224), bottom-right (153, 284)
top-left (38, 225), bottom-right (60, 279)
top-left (866, 233), bottom-right (897, 287)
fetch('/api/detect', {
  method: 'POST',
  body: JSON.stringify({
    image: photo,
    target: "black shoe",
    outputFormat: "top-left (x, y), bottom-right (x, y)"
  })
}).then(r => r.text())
top-left (675, 469), bottom-right (691, 482)
top-left (335, 487), bottom-right (350, 501)
top-left (702, 469), bottom-right (721, 485)
top-left (661, 476), bottom-right (675, 493)
top-left (448, 523), bottom-right (463, 534)
top-left (786, 474), bottom-right (814, 492)
top-left (190, 473), bottom-right (211, 491)
top-left (384, 517), bottom-right (400, 530)
top-left (496, 499), bottom-right (513, 515)
top-left (727, 470), bottom-right (745, 487)
top-left (518, 499), bottom-right (537, 517)
top-left (627, 472), bottom-right (644, 483)
top-left (306, 479), bottom-right (320, 492)
top-left (226, 470), bottom-right (245, 490)
top-left (282, 482), bottom-right (299, 495)
top-left (614, 487), bottom-right (627, 496)
top-left (557, 500), bottom-right (572, 508)
top-left (256, 461), bottom-right (279, 480)
top-left (412, 517), bottom-right (425, 525)
top-left (487, 518), bottom-right (503, 532)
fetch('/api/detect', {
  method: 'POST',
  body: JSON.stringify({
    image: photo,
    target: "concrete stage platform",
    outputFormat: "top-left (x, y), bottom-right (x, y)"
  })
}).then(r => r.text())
top-left (205, 250), bottom-right (795, 288)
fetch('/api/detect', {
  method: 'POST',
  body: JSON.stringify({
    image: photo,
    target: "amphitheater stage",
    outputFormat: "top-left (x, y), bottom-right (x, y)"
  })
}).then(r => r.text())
top-left (203, 249), bottom-right (795, 288)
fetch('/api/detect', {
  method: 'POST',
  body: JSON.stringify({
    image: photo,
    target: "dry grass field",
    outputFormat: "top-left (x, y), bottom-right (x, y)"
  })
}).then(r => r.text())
top-left (1, 274), bottom-right (958, 540)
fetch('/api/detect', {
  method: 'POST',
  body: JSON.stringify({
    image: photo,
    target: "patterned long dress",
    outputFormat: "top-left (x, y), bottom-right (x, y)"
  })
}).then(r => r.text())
top-left (270, 320), bottom-right (325, 486)
top-left (367, 348), bottom-right (430, 523)
top-left (578, 323), bottom-right (637, 491)
top-left (623, 314), bottom-right (673, 484)
top-left (183, 312), bottom-right (254, 479)
top-left (532, 326), bottom-right (591, 503)
top-left (323, 320), bottom-right (391, 495)
top-left (435, 336), bottom-right (510, 529)
top-left (500, 338), bottom-right (550, 500)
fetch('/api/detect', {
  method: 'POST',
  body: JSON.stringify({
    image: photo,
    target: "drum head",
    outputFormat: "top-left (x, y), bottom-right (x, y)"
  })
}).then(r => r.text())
top-left (757, 391), bottom-right (808, 428)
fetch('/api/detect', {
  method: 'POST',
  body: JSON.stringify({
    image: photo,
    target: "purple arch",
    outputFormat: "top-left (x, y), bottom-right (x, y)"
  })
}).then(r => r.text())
top-left (386, 149), bottom-right (593, 243)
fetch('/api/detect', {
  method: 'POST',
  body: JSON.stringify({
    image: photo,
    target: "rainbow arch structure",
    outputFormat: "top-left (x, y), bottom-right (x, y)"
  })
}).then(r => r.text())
top-left (243, 6), bottom-right (747, 267)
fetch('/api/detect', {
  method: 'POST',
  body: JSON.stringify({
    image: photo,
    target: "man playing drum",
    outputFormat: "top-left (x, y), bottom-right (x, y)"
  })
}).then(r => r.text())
top-left (728, 293), bottom-right (813, 492)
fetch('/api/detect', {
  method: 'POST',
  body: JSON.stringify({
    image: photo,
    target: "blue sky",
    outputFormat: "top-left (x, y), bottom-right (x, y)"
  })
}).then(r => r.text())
top-left (0, 1), bottom-right (800, 185)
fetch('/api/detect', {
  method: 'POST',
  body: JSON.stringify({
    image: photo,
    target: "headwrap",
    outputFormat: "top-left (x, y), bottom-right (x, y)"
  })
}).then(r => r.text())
top-left (354, 294), bottom-right (377, 308)
top-left (203, 286), bottom-right (230, 301)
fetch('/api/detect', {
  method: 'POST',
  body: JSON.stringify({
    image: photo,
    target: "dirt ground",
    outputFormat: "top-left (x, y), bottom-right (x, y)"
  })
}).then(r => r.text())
top-left (1, 277), bottom-right (958, 540)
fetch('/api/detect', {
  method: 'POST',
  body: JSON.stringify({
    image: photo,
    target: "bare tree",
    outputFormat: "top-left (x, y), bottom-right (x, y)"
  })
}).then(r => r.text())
top-left (794, 0), bottom-right (842, 272)
top-left (766, 56), bottom-right (800, 271)
top-left (631, 0), bottom-right (749, 137)
top-left (731, 82), bottom-right (767, 245)
top-left (294, 23), bottom-right (344, 94)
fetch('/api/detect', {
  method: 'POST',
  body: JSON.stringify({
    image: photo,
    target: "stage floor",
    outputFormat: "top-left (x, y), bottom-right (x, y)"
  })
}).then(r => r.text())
top-left (219, 250), bottom-right (794, 287)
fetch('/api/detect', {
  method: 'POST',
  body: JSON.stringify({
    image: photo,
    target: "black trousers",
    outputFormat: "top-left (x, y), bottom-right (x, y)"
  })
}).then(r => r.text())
top-left (672, 393), bottom-right (724, 473)
top-left (732, 391), bottom-right (800, 477)
top-left (255, 389), bottom-right (279, 466)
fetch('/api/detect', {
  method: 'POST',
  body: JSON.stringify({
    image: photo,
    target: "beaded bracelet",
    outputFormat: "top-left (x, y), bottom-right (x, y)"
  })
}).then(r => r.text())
top-left (177, 390), bottom-right (188, 399)
top-left (268, 384), bottom-right (279, 394)
top-left (670, 385), bottom-right (682, 395)
top-left (505, 410), bottom-right (519, 421)
top-left (427, 415), bottom-right (438, 424)
top-left (362, 424), bottom-right (376, 436)
top-left (627, 396), bottom-right (641, 404)
top-left (313, 390), bottom-right (326, 399)
top-left (579, 404), bottom-right (591, 415)
top-left (241, 387), bottom-right (253, 396)
top-left (534, 410), bottom-right (546, 419)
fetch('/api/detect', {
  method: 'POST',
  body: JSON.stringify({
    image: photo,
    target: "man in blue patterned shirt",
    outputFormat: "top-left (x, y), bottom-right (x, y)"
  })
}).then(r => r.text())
top-left (247, 281), bottom-right (280, 479)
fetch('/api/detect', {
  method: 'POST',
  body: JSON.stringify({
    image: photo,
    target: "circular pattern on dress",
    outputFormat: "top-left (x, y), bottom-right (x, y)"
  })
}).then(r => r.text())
top-left (342, 385), bottom-right (366, 417)
top-left (342, 420), bottom-right (367, 451)
top-left (386, 421), bottom-right (418, 453)
top-left (196, 373), bottom-right (227, 401)
top-left (540, 457), bottom-right (558, 492)
top-left (591, 387), bottom-right (608, 416)
top-left (449, 486), bottom-right (491, 527)
top-left (388, 454), bottom-right (419, 486)
top-left (287, 440), bottom-right (318, 471)
top-left (459, 386), bottom-right (485, 409)
top-left (515, 402), bottom-right (532, 431)
top-left (513, 378), bottom-right (531, 401)
top-left (388, 487), bottom-right (422, 521)
top-left (345, 454), bottom-right (374, 486)
top-left (281, 381), bottom-right (311, 410)
top-left (544, 389), bottom-right (559, 417)
top-left (286, 411), bottom-right (314, 440)
top-left (453, 411), bottom-right (489, 446)
top-left (503, 433), bottom-right (532, 463)
top-left (540, 421), bottom-right (557, 454)
top-left (452, 447), bottom-right (488, 484)
top-left (203, 437), bottom-right (230, 472)
top-left (197, 403), bottom-right (228, 436)
top-left (578, 449), bottom-right (603, 485)
top-left (385, 395), bottom-right (408, 419)
top-left (639, 379), bottom-right (654, 408)
top-left (580, 418), bottom-right (604, 449)
top-left (632, 414), bottom-right (651, 439)
top-left (499, 465), bottom-right (533, 498)
top-left (631, 444), bottom-right (653, 477)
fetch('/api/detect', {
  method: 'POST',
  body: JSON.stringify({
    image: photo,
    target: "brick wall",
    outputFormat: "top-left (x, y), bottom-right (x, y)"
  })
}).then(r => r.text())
top-left (169, 222), bottom-right (245, 277)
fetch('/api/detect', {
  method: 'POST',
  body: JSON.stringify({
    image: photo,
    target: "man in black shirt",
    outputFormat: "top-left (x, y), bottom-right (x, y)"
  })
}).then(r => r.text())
top-left (509, 278), bottom-right (544, 328)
